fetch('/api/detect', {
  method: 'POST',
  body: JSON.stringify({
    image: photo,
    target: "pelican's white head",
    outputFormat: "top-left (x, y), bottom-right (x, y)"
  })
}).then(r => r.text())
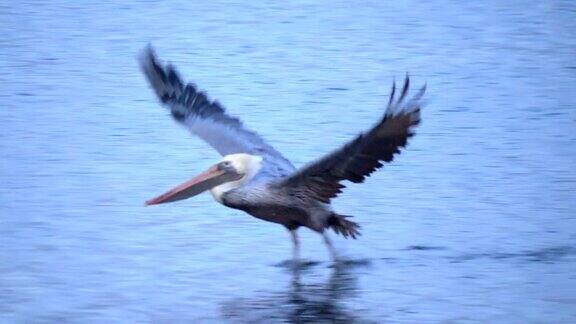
top-left (145, 153), bottom-right (263, 206)
top-left (210, 153), bottom-right (263, 203)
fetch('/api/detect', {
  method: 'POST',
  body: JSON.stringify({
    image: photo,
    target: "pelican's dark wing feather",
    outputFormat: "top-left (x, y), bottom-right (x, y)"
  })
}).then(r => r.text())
top-left (139, 46), bottom-right (294, 176)
top-left (275, 76), bottom-right (425, 203)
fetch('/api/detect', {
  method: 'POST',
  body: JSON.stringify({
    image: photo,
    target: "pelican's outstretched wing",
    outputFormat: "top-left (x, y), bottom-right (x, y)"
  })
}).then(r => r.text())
top-left (275, 76), bottom-right (425, 203)
top-left (139, 46), bottom-right (294, 176)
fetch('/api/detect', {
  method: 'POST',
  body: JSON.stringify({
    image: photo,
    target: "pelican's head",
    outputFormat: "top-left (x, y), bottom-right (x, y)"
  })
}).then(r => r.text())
top-left (145, 153), bottom-right (263, 206)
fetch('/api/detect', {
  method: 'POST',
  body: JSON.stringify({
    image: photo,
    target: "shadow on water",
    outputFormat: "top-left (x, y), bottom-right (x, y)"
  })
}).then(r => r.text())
top-left (221, 260), bottom-right (373, 323)
top-left (448, 245), bottom-right (576, 264)
top-left (400, 245), bottom-right (576, 263)
top-left (399, 244), bottom-right (576, 264)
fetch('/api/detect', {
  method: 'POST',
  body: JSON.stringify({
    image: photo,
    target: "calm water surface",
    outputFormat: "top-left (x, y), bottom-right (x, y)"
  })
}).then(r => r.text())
top-left (1, 1), bottom-right (575, 322)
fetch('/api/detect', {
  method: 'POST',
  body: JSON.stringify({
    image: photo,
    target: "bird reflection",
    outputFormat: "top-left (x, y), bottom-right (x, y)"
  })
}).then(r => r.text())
top-left (221, 260), bottom-right (372, 323)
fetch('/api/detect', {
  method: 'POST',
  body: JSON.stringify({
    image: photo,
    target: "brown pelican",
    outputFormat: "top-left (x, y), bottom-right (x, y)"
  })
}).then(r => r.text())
top-left (140, 46), bottom-right (425, 261)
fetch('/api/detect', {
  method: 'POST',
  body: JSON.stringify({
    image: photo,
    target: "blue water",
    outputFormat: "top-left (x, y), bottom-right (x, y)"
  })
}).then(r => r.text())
top-left (1, 1), bottom-right (575, 322)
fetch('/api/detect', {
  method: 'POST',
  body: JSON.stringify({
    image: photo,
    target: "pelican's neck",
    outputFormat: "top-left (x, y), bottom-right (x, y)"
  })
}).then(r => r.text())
top-left (210, 154), bottom-right (262, 203)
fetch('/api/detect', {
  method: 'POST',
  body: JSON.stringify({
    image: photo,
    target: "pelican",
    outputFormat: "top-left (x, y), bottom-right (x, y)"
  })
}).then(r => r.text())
top-left (140, 46), bottom-right (425, 261)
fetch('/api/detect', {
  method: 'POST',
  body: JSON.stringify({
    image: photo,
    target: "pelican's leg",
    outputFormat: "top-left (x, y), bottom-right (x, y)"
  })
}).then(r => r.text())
top-left (290, 230), bottom-right (300, 261)
top-left (322, 232), bottom-right (338, 261)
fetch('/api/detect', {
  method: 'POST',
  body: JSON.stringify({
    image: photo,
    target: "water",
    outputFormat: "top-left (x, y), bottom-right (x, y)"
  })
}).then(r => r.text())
top-left (1, 1), bottom-right (575, 322)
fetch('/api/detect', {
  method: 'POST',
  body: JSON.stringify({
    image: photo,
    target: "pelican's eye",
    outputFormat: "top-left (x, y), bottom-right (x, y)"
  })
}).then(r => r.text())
top-left (218, 160), bottom-right (234, 171)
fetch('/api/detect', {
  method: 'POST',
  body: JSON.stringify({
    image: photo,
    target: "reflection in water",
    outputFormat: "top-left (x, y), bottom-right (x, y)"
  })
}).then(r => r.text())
top-left (221, 261), bottom-right (372, 323)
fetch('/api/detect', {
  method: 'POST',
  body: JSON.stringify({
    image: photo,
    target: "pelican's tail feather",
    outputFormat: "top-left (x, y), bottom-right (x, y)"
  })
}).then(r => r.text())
top-left (328, 214), bottom-right (361, 239)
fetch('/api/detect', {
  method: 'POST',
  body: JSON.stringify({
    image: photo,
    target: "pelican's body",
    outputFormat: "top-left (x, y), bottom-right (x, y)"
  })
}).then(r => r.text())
top-left (140, 46), bottom-right (425, 260)
top-left (209, 155), bottom-right (324, 230)
top-left (219, 169), bottom-right (332, 233)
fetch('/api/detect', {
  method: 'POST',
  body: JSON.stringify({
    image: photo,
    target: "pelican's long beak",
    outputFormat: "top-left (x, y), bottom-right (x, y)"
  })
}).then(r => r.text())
top-left (145, 164), bottom-right (240, 206)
